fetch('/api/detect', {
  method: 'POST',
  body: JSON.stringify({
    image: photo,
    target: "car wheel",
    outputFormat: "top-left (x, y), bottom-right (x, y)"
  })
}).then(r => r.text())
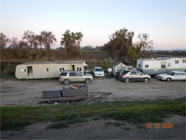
top-left (166, 78), bottom-right (171, 82)
top-left (144, 78), bottom-right (149, 83)
top-left (64, 79), bottom-right (70, 85)
top-left (85, 78), bottom-right (91, 84)
top-left (125, 78), bottom-right (129, 83)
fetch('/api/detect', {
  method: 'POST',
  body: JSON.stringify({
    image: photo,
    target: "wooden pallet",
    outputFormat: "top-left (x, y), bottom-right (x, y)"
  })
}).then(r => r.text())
top-left (40, 91), bottom-right (112, 104)
top-left (40, 96), bottom-right (88, 103)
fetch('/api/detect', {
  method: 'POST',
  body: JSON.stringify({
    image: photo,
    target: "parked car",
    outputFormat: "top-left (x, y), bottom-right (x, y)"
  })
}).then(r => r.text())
top-left (93, 67), bottom-right (105, 77)
top-left (59, 71), bottom-right (93, 85)
top-left (157, 71), bottom-right (186, 82)
top-left (119, 70), bottom-right (151, 83)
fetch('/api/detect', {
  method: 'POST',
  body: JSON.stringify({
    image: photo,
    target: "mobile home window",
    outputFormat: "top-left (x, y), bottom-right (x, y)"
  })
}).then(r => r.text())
top-left (145, 65), bottom-right (149, 68)
top-left (77, 67), bottom-right (82, 71)
top-left (138, 64), bottom-right (141, 68)
top-left (183, 59), bottom-right (186, 63)
top-left (175, 60), bottom-right (179, 64)
top-left (59, 68), bottom-right (64, 72)
top-left (161, 62), bottom-right (166, 69)
top-left (21, 69), bottom-right (26, 72)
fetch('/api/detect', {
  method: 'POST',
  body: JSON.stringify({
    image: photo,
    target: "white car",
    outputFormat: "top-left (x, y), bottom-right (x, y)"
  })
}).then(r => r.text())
top-left (157, 71), bottom-right (186, 82)
top-left (93, 67), bottom-right (105, 77)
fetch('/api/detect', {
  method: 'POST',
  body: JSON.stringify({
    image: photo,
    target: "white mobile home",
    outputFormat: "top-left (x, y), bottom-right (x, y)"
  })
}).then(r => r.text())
top-left (113, 62), bottom-right (128, 76)
top-left (15, 61), bottom-right (87, 79)
top-left (137, 57), bottom-right (186, 75)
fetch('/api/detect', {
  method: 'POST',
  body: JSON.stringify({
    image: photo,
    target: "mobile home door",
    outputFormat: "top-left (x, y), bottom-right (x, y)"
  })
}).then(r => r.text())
top-left (27, 66), bottom-right (33, 78)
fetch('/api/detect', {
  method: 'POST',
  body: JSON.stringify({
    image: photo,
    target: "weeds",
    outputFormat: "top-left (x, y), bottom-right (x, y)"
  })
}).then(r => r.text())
top-left (0, 74), bottom-right (16, 79)
top-left (47, 115), bottom-right (87, 129)
top-left (1, 98), bottom-right (185, 130)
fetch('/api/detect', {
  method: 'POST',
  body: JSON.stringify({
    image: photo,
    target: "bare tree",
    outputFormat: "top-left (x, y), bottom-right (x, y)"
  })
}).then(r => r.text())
top-left (22, 30), bottom-right (36, 48)
top-left (61, 30), bottom-right (83, 58)
top-left (40, 31), bottom-right (56, 58)
top-left (136, 33), bottom-right (153, 51)
top-left (0, 33), bottom-right (10, 56)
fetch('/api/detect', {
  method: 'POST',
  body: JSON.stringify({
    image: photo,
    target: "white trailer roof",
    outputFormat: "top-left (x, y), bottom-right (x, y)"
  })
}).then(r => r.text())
top-left (19, 61), bottom-right (86, 65)
top-left (138, 57), bottom-right (185, 61)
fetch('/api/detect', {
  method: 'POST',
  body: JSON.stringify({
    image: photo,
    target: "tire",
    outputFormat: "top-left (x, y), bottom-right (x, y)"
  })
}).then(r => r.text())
top-left (125, 78), bottom-right (129, 83)
top-left (144, 78), bottom-right (149, 83)
top-left (64, 79), bottom-right (70, 85)
top-left (166, 78), bottom-right (171, 82)
top-left (85, 78), bottom-right (91, 84)
top-left (121, 78), bottom-right (125, 82)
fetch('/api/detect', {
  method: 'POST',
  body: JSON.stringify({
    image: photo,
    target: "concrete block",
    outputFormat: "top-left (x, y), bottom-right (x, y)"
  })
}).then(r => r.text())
top-left (62, 86), bottom-right (88, 97)
top-left (42, 90), bottom-right (62, 99)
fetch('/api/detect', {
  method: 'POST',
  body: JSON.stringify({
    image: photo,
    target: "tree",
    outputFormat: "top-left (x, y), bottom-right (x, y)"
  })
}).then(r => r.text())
top-left (40, 31), bottom-right (57, 58)
top-left (106, 28), bottom-right (136, 63)
top-left (0, 33), bottom-right (10, 56)
top-left (103, 41), bottom-right (113, 55)
top-left (104, 28), bottom-right (153, 64)
top-left (22, 30), bottom-right (36, 48)
top-left (136, 33), bottom-right (153, 51)
top-left (17, 41), bottom-right (29, 58)
top-left (22, 30), bottom-right (42, 59)
top-left (61, 30), bottom-right (83, 58)
top-left (9, 37), bottom-right (19, 50)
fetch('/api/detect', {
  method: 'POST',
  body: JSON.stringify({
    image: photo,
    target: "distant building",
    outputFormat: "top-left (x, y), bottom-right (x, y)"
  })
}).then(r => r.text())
top-left (82, 46), bottom-right (94, 50)
top-left (15, 61), bottom-right (87, 79)
top-left (113, 62), bottom-right (128, 77)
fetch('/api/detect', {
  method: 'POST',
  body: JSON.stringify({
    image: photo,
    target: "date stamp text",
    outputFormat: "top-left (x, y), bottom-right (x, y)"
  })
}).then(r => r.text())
top-left (146, 123), bottom-right (173, 128)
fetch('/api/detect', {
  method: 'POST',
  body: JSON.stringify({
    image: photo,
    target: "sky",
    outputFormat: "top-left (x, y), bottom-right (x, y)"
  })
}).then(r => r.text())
top-left (0, 0), bottom-right (185, 50)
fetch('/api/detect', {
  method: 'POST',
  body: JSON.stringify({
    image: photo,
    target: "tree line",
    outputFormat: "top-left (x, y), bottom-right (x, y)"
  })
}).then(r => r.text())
top-left (0, 28), bottom-right (153, 64)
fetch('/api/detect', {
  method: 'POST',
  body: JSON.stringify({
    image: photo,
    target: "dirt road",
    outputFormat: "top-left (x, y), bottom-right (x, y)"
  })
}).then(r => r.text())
top-left (0, 78), bottom-right (185, 106)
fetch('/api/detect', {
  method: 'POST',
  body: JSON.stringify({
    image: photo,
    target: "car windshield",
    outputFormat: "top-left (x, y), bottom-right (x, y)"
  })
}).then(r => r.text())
top-left (168, 72), bottom-right (175, 76)
top-left (122, 71), bottom-right (129, 74)
top-left (95, 68), bottom-right (103, 71)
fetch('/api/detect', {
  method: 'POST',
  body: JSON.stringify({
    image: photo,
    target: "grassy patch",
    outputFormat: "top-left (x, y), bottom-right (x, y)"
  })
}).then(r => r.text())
top-left (0, 74), bottom-right (16, 79)
top-left (1, 98), bottom-right (185, 131)
top-left (47, 115), bottom-right (87, 129)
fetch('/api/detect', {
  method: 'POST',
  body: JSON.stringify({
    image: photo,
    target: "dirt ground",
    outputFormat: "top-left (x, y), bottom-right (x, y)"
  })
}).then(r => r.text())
top-left (0, 78), bottom-right (185, 106)
top-left (0, 78), bottom-right (186, 139)
top-left (1, 115), bottom-right (186, 139)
